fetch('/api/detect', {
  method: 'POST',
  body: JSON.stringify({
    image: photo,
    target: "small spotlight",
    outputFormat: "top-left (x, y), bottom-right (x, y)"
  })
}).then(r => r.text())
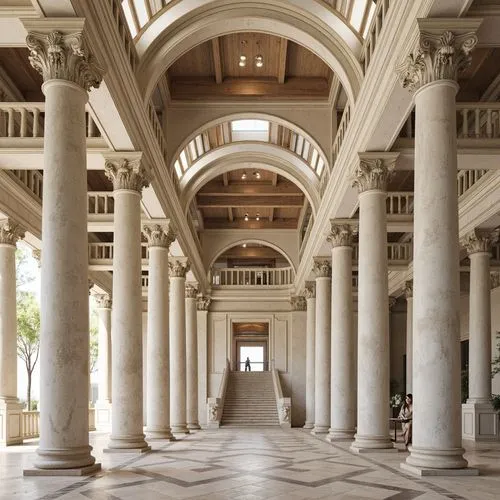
top-left (253, 170), bottom-right (261, 179)
top-left (241, 171), bottom-right (247, 180)
top-left (244, 213), bottom-right (249, 222)
top-left (256, 214), bottom-right (260, 221)
top-left (239, 55), bottom-right (247, 67)
top-left (242, 243), bottom-right (247, 248)
top-left (255, 55), bottom-right (264, 68)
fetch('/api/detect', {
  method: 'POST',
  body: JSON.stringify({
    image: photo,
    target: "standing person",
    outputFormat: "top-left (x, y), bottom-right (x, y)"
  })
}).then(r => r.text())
top-left (245, 357), bottom-right (251, 372)
top-left (398, 394), bottom-right (413, 448)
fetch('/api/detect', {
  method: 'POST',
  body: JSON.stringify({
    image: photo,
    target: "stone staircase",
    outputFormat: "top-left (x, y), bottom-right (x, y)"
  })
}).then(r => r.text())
top-left (221, 371), bottom-right (280, 427)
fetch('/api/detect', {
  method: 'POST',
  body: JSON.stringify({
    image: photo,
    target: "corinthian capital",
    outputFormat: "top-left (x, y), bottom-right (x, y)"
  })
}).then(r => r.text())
top-left (0, 218), bottom-right (25, 246)
top-left (197, 296), bottom-right (211, 311)
top-left (303, 284), bottom-right (315, 299)
top-left (104, 155), bottom-right (150, 193)
top-left (26, 30), bottom-right (103, 91)
top-left (397, 20), bottom-right (481, 93)
top-left (169, 259), bottom-right (190, 278)
top-left (312, 260), bottom-right (331, 278)
top-left (404, 280), bottom-right (413, 299)
top-left (352, 154), bottom-right (397, 193)
top-left (327, 222), bottom-right (356, 248)
top-left (95, 294), bottom-right (112, 309)
top-left (290, 295), bottom-right (307, 311)
top-left (143, 223), bottom-right (176, 249)
top-left (462, 228), bottom-right (499, 256)
top-left (491, 272), bottom-right (500, 290)
top-left (185, 284), bottom-right (198, 299)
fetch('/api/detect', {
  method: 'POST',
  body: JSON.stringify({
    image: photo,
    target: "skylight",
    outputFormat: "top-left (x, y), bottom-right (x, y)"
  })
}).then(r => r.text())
top-left (231, 120), bottom-right (270, 132)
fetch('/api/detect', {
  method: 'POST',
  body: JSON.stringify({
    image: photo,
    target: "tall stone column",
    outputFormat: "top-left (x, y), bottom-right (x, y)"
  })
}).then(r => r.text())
top-left (105, 155), bottom-right (150, 452)
top-left (169, 259), bottom-right (190, 434)
top-left (398, 20), bottom-right (481, 473)
top-left (404, 281), bottom-right (413, 394)
top-left (0, 219), bottom-right (24, 447)
top-left (143, 223), bottom-right (176, 440)
top-left (24, 23), bottom-right (102, 472)
top-left (95, 294), bottom-right (112, 430)
top-left (462, 229), bottom-right (499, 441)
top-left (197, 296), bottom-right (211, 428)
top-left (186, 284), bottom-right (200, 430)
top-left (351, 154), bottom-right (396, 453)
top-left (303, 284), bottom-right (316, 429)
top-left (312, 260), bottom-right (331, 435)
top-left (327, 223), bottom-right (356, 441)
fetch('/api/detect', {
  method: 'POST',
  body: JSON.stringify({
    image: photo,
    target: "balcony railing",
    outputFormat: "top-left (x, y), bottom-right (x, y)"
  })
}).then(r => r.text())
top-left (88, 192), bottom-right (115, 215)
top-left (8, 169), bottom-right (43, 201)
top-left (361, 0), bottom-right (392, 73)
top-left (386, 192), bottom-right (414, 215)
top-left (211, 267), bottom-right (295, 287)
top-left (332, 104), bottom-right (351, 168)
top-left (107, 0), bottom-right (139, 71)
top-left (352, 242), bottom-right (412, 263)
top-left (457, 169), bottom-right (487, 198)
top-left (88, 242), bottom-right (149, 262)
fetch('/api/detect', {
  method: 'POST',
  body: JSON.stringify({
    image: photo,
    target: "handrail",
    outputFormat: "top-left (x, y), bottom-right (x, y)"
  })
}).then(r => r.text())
top-left (361, 0), bottom-right (392, 73)
top-left (207, 358), bottom-right (230, 429)
top-left (271, 367), bottom-right (291, 428)
top-left (211, 266), bottom-right (295, 287)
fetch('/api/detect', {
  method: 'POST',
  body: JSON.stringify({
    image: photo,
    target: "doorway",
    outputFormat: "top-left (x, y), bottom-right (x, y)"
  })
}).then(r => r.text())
top-left (232, 322), bottom-right (269, 371)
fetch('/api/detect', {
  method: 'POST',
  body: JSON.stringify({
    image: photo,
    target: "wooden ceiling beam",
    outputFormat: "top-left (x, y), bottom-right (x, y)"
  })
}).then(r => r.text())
top-left (228, 207), bottom-right (233, 222)
top-left (222, 247), bottom-right (282, 258)
top-left (197, 195), bottom-right (304, 208)
top-left (269, 207), bottom-right (274, 222)
top-left (198, 183), bottom-right (301, 195)
top-left (271, 173), bottom-right (278, 187)
top-left (277, 38), bottom-right (288, 84)
top-left (211, 37), bottom-right (223, 84)
top-left (222, 172), bottom-right (229, 186)
top-left (204, 218), bottom-right (297, 229)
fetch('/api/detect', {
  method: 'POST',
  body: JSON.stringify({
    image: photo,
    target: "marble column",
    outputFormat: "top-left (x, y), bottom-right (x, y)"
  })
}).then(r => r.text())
top-left (169, 259), bottom-right (190, 434)
top-left (351, 154), bottom-right (395, 453)
top-left (462, 229), bottom-right (499, 441)
top-left (24, 24), bottom-right (102, 472)
top-left (398, 21), bottom-right (481, 473)
top-left (185, 284), bottom-right (200, 430)
top-left (327, 223), bottom-right (356, 441)
top-left (0, 219), bottom-right (25, 446)
top-left (404, 281), bottom-right (413, 394)
top-left (95, 294), bottom-right (112, 430)
top-left (143, 223), bottom-right (176, 440)
top-left (312, 260), bottom-right (331, 435)
top-left (197, 296), bottom-right (211, 428)
top-left (303, 284), bottom-right (316, 430)
top-left (105, 155), bottom-right (150, 452)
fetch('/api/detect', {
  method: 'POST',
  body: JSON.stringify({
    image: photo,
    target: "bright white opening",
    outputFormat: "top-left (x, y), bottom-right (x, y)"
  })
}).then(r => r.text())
top-left (363, 1), bottom-right (377, 38)
top-left (231, 119), bottom-right (269, 132)
top-left (134, 0), bottom-right (149, 27)
top-left (121, 0), bottom-right (138, 37)
top-left (240, 345), bottom-right (265, 372)
top-left (350, 0), bottom-right (367, 32)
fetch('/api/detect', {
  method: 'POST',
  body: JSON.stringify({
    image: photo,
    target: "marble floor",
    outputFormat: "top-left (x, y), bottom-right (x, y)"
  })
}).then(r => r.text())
top-left (1, 428), bottom-right (500, 500)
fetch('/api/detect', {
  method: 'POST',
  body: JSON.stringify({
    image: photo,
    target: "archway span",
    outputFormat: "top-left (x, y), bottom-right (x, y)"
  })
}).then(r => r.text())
top-left (172, 112), bottom-right (329, 182)
top-left (135, 1), bottom-right (364, 104)
top-left (180, 145), bottom-right (320, 217)
top-left (209, 239), bottom-right (296, 272)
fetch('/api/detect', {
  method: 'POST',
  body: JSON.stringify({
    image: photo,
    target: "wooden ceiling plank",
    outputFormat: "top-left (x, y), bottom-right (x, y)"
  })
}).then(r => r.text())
top-left (278, 38), bottom-right (288, 84)
top-left (196, 195), bottom-right (304, 208)
top-left (204, 218), bottom-right (297, 229)
top-left (228, 207), bottom-right (233, 221)
top-left (211, 37), bottom-right (224, 84)
top-left (269, 207), bottom-right (274, 222)
top-left (198, 182), bottom-right (302, 195)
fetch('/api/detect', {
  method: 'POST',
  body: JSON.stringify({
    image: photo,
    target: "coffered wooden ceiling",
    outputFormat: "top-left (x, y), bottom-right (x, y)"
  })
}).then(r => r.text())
top-left (216, 243), bottom-right (286, 268)
top-left (167, 33), bottom-right (333, 101)
top-left (194, 169), bottom-right (306, 230)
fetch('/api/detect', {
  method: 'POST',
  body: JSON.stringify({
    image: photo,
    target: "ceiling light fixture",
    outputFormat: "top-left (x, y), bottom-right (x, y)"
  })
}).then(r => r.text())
top-left (242, 243), bottom-right (247, 248)
top-left (239, 54), bottom-right (247, 67)
top-left (241, 171), bottom-right (247, 180)
top-left (255, 54), bottom-right (264, 68)
top-left (244, 213), bottom-right (249, 221)
top-left (253, 170), bottom-right (261, 179)
top-left (256, 213), bottom-right (260, 221)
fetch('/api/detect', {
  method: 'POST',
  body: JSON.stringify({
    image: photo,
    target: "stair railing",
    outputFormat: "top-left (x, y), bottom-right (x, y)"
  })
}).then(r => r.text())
top-left (271, 366), bottom-right (291, 428)
top-left (207, 358), bottom-right (230, 429)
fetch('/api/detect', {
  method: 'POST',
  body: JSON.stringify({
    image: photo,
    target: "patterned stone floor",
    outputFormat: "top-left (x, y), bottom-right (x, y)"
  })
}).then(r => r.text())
top-left (1, 428), bottom-right (500, 499)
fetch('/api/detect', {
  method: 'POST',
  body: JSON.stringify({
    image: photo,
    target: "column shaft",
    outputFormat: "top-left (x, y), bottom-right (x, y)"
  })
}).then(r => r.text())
top-left (405, 282), bottom-right (413, 394)
top-left (186, 293), bottom-right (200, 430)
top-left (96, 300), bottom-right (111, 404)
top-left (304, 291), bottom-right (316, 429)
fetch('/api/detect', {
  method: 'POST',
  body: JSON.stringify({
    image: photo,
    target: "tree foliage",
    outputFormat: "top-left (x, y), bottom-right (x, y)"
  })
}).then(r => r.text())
top-left (15, 247), bottom-right (36, 290)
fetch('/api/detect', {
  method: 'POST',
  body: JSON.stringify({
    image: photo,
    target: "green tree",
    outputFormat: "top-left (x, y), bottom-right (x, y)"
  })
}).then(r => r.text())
top-left (16, 291), bottom-right (40, 411)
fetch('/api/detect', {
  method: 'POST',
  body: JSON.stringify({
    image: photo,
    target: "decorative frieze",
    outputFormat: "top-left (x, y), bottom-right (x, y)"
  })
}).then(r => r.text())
top-left (327, 223), bottom-right (356, 248)
top-left (197, 296), bottom-right (211, 311)
top-left (462, 229), bottom-right (498, 256)
top-left (352, 156), bottom-right (395, 193)
top-left (185, 284), bottom-right (198, 299)
top-left (0, 218), bottom-right (25, 246)
top-left (143, 223), bottom-right (176, 249)
top-left (104, 158), bottom-right (150, 193)
top-left (312, 260), bottom-right (331, 279)
top-left (169, 259), bottom-right (190, 278)
top-left (303, 284), bottom-right (315, 299)
top-left (290, 295), bottom-right (307, 311)
top-left (397, 30), bottom-right (478, 93)
top-left (95, 294), bottom-right (112, 309)
top-left (404, 280), bottom-right (413, 299)
top-left (26, 31), bottom-right (103, 91)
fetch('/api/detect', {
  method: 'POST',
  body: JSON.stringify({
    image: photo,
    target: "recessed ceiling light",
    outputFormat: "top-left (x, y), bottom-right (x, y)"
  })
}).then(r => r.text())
top-left (255, 54), bottom-right (264, 68)
top-left (253, 170), bottom-right (261, 179)
top-left (244, 213), bottom-right (249, 221)
top-left (239, 54), bottom-right (247, 67)
top-left (241, 171), bottom-right (247, 180)
top-left (256, 214), bottom-right (260, 221)
top-left (242, 243), bottom-right (247, 248)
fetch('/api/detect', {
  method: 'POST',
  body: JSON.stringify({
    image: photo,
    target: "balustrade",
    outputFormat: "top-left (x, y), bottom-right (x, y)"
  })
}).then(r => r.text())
top-left (386, 192), bottom-right (414, 215)
top-left (8, 169), bottom-right (43, 200)
top-left (332, 104), bottom-right (351, 167)
top-left (352, 243), bottom-right (412, 263)
top-left (107, 0), bottom-right (139, 71)
top-left (88, 242), bottom-right (149, 263)
top-left (87, 192), bottom-right (115, 215)
top-left (211, 267), bottom-right (295, 287)
top-left (361, 0), bottom-right (392, 73)
top-left (457, 169), bottom-right (487, 197)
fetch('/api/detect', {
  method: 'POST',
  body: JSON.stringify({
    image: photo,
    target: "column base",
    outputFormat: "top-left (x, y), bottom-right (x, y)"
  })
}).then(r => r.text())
top-left (33, 445), bottom-right (98, 470)
top-left (24, 463), bottom-right (101, 477)
top-left (462, 402), bottom-right (499, 442)
top-left (405, 445), bottom-right (468, 470)
top-left (311, 425), bottom-right (329, 435)
top-left (350, 433), bottom-right (394, 453)
top-left (326, 428), bottom-right (355, 442)
top-left (400, 462), bottom-right (478, 477)
top-left (171, 424), bottom-right (190, 434)
top-left (0, 398), bottom-right (23, 446)
top-left (105, 434), bottom-right (151, 452)
top-left (303, 421), bottom-right (314, 430)
top-left (187, 423), bottom-right (201, 430)
top-left (95, 401), bottom-right (112, 431)
top-left (145, 428), bottom-right (176, 441)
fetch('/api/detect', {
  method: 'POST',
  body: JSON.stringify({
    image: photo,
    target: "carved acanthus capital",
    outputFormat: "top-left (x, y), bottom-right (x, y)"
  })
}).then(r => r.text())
top-left (290, 295), bottom-right (307, 311)
top-left (491, 272), bottom-right (500, 290)
top-left (26, 30), bottom-right (103, 91)
top-left (104, 157), bottom-right (150, 193)
top-left (352, 156), bottom-right (396, 193)
top-left (462, 229), bottom-right (499, 256)
top-left (397, 29), bottom-right (478, 93)
top-left (303, 284), bottom-right (315, 300)
top-left (0, 218), bottom-right (25, 246)
top-left (197, 296), bottom-right (211, 311)
top-left (185, 284), bottom-right (198, 299)
top-left (404, 280), bottom-right (413, 299)
top-left (32, 249), bottom-right (41, 267)
top-left (312, 260), bottom-right (331, 279)
top-left (169, 259), bottom-right (190, 278)
top-left (95, 294), bottom-right (112, 309)
top-left (327, 223), bottom-right (356, 248)
top-left (143, 223), bottom-right (176, 249)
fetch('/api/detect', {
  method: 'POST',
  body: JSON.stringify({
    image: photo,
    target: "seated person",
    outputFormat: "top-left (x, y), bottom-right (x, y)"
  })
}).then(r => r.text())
top-left (398, 393), bottom-right (413, 448)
